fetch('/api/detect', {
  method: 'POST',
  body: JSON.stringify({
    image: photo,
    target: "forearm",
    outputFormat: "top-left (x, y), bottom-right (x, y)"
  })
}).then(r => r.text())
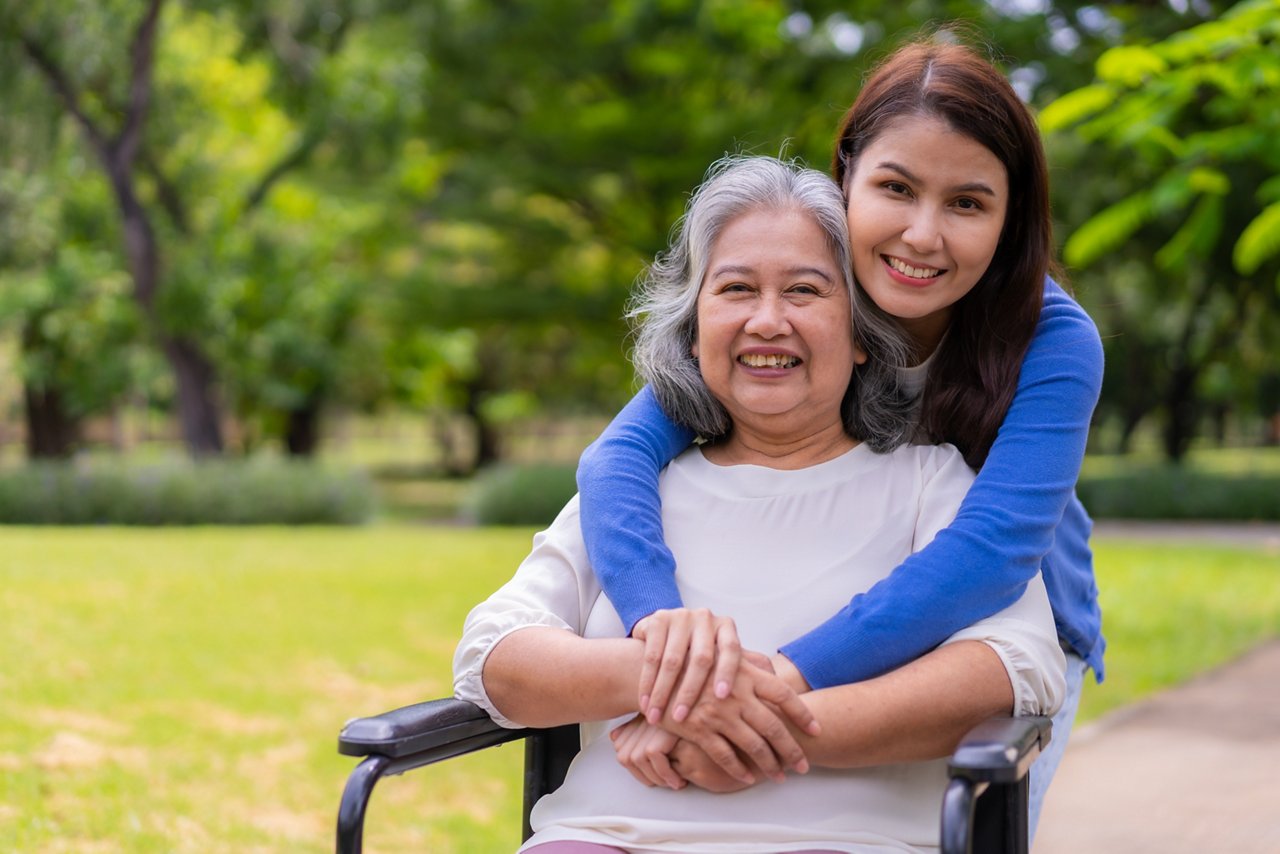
top-left (796, 640), bottom-right (1013, 768)
top-left (785, 287), bottom-right (1104, 688)
top-left (483, 627), bottom-right (645, 728)
top-left (577, 386), bottom-right (694, 631)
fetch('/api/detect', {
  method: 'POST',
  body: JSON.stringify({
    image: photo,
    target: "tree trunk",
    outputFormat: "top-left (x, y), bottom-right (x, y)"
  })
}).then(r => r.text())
top-left (19, 1), bottom-right (226, 457)
top-left (23, 382), bottom-right (79, 459)
top-left (461, 380), bottom-right (501, 472)
top-left (1162, 364), bottom-right (1199, 463)
top-left (283, 394), bottom-right (323, 457)
top-left (162, 337), bottom-right (224, 456)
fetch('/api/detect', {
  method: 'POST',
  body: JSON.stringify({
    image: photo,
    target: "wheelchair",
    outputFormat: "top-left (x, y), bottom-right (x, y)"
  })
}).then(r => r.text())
top-left (336, 696), bottom-right (1050, 854)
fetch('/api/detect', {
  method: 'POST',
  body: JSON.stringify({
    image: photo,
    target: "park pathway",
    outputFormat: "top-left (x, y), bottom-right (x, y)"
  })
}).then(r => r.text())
top-left (1035, 522), bottom-right (1280, 852)
top-left (1033, 637), bottom-right (1280, 852)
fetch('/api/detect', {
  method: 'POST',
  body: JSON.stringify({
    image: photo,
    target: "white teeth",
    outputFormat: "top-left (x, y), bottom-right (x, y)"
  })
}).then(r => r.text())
top-left (887, 257), bottom-right (941, 279)
top-left (739, 353), bottom-right (799, 368)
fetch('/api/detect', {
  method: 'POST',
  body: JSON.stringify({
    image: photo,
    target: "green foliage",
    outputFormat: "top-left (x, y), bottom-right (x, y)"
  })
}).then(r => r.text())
top-left (1078, 466), bottom-right (1280, 521)
top-left (1234, 200), bottom-right (1280, 275)
top-left (1063, 193), bottom-right (1154, 268)
top-left (465, 463), bottom-right (579, 526)
top-left (0, 460), bottom-right (373, 524)
top-left (1046, 0), bottom-right (1280, 459)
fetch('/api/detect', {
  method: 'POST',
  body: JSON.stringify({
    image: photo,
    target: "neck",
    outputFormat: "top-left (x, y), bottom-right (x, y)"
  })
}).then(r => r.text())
top-left (901, 314), bottom-right (950, 366)
top-left (702, 419), bottom-right (857, 470)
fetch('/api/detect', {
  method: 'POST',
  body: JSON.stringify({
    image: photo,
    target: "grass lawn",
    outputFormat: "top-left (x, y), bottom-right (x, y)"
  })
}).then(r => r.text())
top-left (2, 526), bottom-right (1277, 852)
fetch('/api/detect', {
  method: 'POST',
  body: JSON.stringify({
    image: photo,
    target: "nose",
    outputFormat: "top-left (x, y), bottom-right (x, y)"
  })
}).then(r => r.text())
top-left (744, 294), bottom-right (791, 338)
top-left (901, 205), bottom-right (943, 254)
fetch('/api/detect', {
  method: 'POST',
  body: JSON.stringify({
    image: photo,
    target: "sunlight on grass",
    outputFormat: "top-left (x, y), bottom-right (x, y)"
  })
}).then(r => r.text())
top-left (1077, 538), bottom-right (1280, 722)
top-left (0, 526), bottom-right (535, 853)
top-left (1, 526), bottom-right (1276, 850)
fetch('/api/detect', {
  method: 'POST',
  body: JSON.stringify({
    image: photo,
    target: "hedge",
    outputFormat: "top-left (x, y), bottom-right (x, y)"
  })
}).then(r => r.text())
top-left (466, 463), bottom-right (578, 526)
top-left (462, 459), bottom-right (1280, 528)
top-left (0, 460), bottom-right (374, 525)
top-left (1077, 469), bottom-right (1280, 521)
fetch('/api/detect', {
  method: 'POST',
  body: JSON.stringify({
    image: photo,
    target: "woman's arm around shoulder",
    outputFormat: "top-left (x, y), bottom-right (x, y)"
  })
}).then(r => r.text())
top-left (782, 280), bottom-right (1104, 689)
top-left (576, 385), bottom-right (695, 632)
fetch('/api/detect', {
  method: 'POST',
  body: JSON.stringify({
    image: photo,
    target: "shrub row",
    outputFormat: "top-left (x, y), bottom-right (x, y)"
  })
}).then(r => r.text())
top-left (466, 463), bottom-right (578, 525)
top-left (0, 460), bottom-right (374, 525)
top-left (465, 459), bottom-right (1280, 528)
top-left (1077, 469), bottom-right (1280, 521)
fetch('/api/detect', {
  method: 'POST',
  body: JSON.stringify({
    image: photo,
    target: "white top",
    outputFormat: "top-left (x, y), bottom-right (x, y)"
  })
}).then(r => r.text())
top-left (454, 443), bottom-right (1066, 853)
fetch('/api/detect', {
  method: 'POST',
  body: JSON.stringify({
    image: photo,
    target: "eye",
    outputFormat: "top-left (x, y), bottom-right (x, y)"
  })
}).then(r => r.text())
top-left (789, 283), bottom-right (820, 296)
top-left (954, 196), bottom-right (983, 212)
top-left (720, 281), bottom-right (752, 294)
top-left (883, 181), bottom-right (912, 197)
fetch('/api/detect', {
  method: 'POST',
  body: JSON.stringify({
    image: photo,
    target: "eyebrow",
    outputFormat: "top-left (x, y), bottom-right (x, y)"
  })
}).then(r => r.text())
top-left (710, 264), bottom-right (834, 283)
top-left (876, 160), bottom-right (999, 197)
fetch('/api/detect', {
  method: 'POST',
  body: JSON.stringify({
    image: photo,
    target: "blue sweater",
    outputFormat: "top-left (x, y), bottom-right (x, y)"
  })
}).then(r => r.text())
top-left (576, 278), bottom-right (1105, 689)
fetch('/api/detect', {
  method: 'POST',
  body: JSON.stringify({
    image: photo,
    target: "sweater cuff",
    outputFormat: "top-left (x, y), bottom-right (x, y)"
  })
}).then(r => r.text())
top-left (608, 562), bottom-right (684, 635)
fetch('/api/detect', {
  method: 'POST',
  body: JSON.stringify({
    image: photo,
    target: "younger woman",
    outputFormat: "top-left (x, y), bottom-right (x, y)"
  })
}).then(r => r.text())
top-left (575, 37), bottom-right (1104, 835)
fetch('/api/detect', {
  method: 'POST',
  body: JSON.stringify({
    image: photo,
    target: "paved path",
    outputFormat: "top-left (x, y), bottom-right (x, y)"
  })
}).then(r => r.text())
top-left (1034, 639), bottom-right (1280, 853)
top-left (1092, 520), bottom-right (1280, 550)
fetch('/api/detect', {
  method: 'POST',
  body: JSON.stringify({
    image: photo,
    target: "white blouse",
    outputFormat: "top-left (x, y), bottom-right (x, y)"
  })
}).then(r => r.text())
top-left (454, 442), bottom-right (1066, 853)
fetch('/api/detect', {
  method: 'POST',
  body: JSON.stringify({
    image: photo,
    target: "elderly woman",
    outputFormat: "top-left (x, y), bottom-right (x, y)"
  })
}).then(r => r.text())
top-left (453, 156), bottom-right (1065, 854)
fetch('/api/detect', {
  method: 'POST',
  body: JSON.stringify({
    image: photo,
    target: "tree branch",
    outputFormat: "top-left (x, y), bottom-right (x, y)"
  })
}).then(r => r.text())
top-left (17, 33), bottom-right (111, 160)
top-left (141, 146), bottom-right (190, 235)
top-left (241, 121), bottom-right (327, 214)
top-left (118, 0), bottom-right (166, 169)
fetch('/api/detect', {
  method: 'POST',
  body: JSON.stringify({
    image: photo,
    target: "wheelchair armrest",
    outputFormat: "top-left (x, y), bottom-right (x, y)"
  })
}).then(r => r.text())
top-left (948, 715), bottom-right (1052, 785)
top-left (337, 698), bottom-right (534, 854)
top-left (339, 697), bottom-right (518, 759)
top-left (940, 715), bottom-right (1051, 854)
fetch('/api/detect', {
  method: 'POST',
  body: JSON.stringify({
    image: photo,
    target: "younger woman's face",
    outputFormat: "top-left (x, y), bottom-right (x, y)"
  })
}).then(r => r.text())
top-left (844, 114), bottom-right (1009, 359)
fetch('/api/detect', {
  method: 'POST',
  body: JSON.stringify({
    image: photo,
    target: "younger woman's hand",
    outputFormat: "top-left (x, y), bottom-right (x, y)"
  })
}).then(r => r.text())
top-left (609, 715), bottom-right (684, 790)
top-left (633, 608), bottom-right (742, 725)
top-left (661, 654), bottom-right (818, 785)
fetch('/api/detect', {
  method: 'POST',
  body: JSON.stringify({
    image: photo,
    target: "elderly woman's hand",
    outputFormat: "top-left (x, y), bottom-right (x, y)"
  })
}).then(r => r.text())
top-left (634, 608), bottom-right (743, 727)
top-left (610, 715), bottom-right (761, 794)
top-left (668, 737), bottom-right (758, 794)
top-left (661, 652), bottom-right (819, 785)
top-left (610, 714), bottom-right (685, 790)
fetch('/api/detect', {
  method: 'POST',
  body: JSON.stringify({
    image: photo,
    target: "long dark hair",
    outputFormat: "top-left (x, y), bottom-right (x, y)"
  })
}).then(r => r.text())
top-left (832, 38), bottom-right (1054, 468)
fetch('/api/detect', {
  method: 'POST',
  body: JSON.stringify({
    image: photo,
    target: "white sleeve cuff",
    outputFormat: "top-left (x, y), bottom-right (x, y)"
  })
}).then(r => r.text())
top-left (453, 613), bottom-right (575, 729)
top-left (944, 619), bottom-right (1067, 717)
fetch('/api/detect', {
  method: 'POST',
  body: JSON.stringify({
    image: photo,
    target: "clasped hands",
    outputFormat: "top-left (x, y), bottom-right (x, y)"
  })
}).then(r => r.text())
top-left (609, 608), bottom-right (819, 793)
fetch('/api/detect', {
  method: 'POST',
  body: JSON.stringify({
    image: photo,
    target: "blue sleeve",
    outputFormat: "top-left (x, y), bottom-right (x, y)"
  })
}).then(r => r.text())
top-left (781, 281), bottom-right (1104, 689)
top-left (576, 385), bottom-right (696, 634)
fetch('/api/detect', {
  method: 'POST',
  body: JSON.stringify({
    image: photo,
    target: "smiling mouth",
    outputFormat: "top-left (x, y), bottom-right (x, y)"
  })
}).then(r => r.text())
top-left (885, 256), bottom-right (944, 279)
top-left (739, 353), bottom-right (800, 368)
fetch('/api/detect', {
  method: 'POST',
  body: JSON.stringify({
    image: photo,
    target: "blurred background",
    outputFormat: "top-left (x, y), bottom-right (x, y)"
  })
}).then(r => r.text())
top-left (0, 1), bottom-right (1277, 851)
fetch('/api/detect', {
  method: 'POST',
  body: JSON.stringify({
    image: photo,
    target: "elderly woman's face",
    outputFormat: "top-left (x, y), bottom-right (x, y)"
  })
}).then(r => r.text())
top-left (693, 207), bottom-right (855, 433)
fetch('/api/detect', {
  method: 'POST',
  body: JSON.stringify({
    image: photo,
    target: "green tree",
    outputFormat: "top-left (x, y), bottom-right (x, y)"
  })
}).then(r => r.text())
top-left (1, 0), bottom-right (232, 453)
top-left (0, 54), bottom-right (153, 458)
top-left (1, 1), bottom-right (418, 456)
top-left (396, 0), bottom-right (1119, 470)
top-left (1043, 0), bottom-right (1280, 458)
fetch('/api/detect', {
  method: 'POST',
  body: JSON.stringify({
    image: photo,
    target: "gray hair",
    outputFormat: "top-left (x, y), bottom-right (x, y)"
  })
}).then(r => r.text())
top-left (628, 155), bottom-right (915, 450)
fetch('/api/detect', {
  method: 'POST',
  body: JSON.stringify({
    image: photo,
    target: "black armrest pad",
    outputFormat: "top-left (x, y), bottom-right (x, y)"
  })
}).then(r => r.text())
top-left (339, 697), bottom-right (519, 758)
top-left (948, 715), bottom-right (1052, 785)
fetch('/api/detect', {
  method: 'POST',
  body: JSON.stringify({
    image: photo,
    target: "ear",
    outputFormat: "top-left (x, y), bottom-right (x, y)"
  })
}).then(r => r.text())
top-left (691, 339), bottom-right (699, 360)
top-left (852, 340), bottom-right (868, 365)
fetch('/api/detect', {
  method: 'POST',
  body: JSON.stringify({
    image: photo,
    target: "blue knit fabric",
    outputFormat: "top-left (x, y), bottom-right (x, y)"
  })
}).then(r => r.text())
top-left (576, 278), bottom-right (1105, 689)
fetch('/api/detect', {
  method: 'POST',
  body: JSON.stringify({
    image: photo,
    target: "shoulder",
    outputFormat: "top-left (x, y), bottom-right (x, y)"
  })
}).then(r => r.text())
top-left (885, 442), bottom-right (975, 486)
top-left (1036, 278), bottom-right (1102, 352)
top-left (1024, 277), bottom-right (1104, 387)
